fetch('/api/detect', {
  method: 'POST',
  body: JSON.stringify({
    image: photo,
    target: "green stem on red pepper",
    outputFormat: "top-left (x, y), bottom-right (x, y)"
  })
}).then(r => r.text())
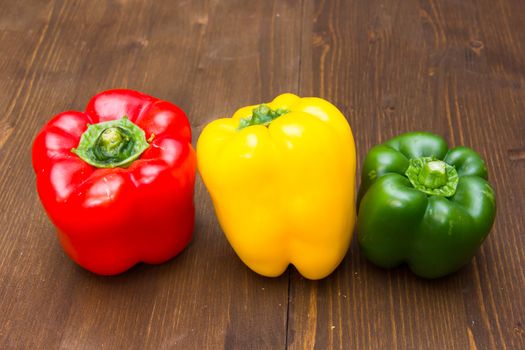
top-left (72, 116), bottom-right (149, 168)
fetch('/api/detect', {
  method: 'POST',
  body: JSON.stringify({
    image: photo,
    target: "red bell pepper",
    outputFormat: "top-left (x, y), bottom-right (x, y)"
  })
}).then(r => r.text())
top-left (32, 89), bottom-right (196, 275)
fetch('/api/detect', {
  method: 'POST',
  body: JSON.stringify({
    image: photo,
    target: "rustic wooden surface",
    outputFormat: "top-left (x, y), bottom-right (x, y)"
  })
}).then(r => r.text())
top-left (0, 0), bottom-right (523, 349)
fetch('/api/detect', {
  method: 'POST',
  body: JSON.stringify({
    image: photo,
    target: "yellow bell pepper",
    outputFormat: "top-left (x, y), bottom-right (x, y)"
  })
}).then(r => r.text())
top-left (197, 93), bottom-right (356, 279)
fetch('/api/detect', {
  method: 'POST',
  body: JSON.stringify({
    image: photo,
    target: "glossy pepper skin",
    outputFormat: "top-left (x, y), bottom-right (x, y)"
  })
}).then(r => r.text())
top-left (197, 93), bottom-right (356, 280)
top-left (357, 132), bottom-right (496, 278)
top-left (32, 89), bottom-right (196, 275)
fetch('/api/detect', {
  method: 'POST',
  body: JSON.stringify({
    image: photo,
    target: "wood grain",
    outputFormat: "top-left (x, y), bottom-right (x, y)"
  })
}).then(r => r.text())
top-left (0, 0), bottom-right (523, 349)
top-left (289, 0), bottom-right (525, 349)
top-left (0, 1), bottom-right (299, 348)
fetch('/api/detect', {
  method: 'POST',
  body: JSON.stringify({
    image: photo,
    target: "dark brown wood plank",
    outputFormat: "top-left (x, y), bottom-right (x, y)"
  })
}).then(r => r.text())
top-left (0, 0), bottom-right (301, 348)
top-left (288, 0), bottom-right (525, 349)
top-left (1, 0), bottom-right (524, 349)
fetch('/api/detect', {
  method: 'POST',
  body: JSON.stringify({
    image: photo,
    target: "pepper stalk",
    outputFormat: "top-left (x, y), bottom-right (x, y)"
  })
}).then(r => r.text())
top-left (72, 116), bottom-right (150, 168)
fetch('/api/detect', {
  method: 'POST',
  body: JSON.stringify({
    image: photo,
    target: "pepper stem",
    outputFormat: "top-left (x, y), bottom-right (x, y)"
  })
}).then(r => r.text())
top-left (405, 157), bottom-right (459, 197)
top-left (238, 104), bottom-right (289, 129)
top-left (418, 160), bottom-right (448, 189)
top-left (93, 126), bottom-right (132, 162)
top-left (72, 117), bottom-right (149, 168)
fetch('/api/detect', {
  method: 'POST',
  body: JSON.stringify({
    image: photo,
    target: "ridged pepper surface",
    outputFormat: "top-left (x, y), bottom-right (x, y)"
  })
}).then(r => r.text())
top-left (357, 132), bottom-right (496, 278)
top-left (32, 89), bottom-right (196, 275)
top-left (197, 93), bottom-right (356, 280)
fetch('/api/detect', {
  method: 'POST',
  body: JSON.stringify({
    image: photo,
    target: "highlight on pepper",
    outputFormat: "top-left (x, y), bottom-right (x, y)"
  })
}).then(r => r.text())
top-left (32, 89), bottom-right (196, 275)
top-left (357, 132), bottom-right (496, 278)
top-left (197, 93), bottom-right (356, 280)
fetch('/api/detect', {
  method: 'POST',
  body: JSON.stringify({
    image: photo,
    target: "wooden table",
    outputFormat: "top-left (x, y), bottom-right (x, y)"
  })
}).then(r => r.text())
top-left (1, 1), bottom-right (524, 348)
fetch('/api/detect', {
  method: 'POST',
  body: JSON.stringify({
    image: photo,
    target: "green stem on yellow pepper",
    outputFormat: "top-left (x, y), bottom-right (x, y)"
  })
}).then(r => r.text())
top-left (238, 104), bottom-right (288, 129)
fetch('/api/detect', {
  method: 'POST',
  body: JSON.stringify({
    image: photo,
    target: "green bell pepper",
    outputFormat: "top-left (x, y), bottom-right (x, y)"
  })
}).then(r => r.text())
top-left (357, 132), bottom-right (496, 278)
